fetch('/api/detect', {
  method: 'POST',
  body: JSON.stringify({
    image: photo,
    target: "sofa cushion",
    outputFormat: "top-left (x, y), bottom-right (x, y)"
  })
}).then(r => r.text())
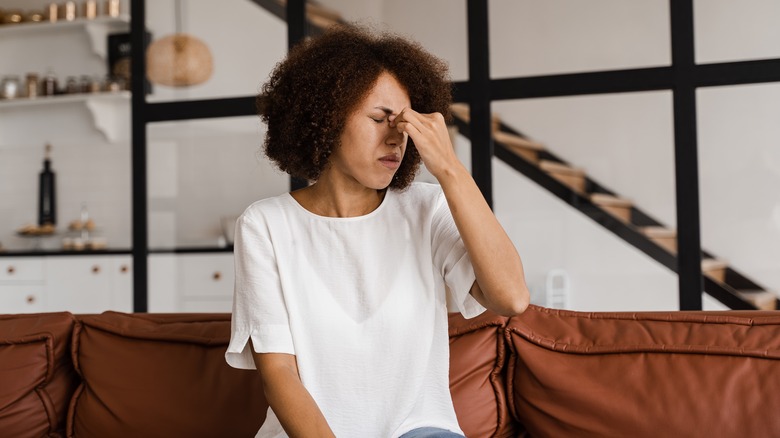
top-left (67, 312), bottom-right (267, 438)
top-left (0, 312), bottom-right (78, 438)
top-left (505, 305), bottom-right (780, 438)
top-left (449, 311), bottom-right (521, 438)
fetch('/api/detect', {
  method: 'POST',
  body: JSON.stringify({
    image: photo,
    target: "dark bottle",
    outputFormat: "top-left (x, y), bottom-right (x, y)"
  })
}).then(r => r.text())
top-left (38, 144), bottom-right (57, 226)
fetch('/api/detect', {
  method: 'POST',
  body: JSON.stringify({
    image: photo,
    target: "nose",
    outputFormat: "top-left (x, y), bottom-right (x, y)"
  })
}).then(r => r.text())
top-left (385, 122), bottom-right (406, 146)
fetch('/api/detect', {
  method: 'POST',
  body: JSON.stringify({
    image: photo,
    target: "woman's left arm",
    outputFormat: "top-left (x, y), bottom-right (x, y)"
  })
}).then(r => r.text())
top-left (393, 109), bottom-right (530, 316)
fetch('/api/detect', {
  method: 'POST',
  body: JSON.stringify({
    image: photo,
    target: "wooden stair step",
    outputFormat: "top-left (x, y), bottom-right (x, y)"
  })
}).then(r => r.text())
top-left (539, 160), bottom-right (587, 193)
top-left (493, 131), bottom-right (544, 164)
top-left (701, 258), bottom-right (728, 283)
top-left (306, 2), bottom-right (342, 22)
top-left (735, 289), bottom-right (778, 310)
top-left (493, 131), bottom-right (544, 151)
top-left (639, 226), bottom-right (677, 253)
top-left (276, 0), bottom-right (342, 28)
top-left (450, 103), bottom-right (469, 120)
top-left (449, 103), bottom-right (502, 132)
top-left (590, 193), bottom-right (633, 223)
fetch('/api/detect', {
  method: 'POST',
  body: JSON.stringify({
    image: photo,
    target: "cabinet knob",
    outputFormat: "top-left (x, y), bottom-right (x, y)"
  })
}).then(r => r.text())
top-left (7, 266), bottom-right (15, 275)
top-left (213, 271), bottom-right (222, 281)
top-left (26, 295), bottom-right (36, 304)
top-left (119, 265), bottom-right (129, 273)
top-left (92, 265), bottom-right (101, 274)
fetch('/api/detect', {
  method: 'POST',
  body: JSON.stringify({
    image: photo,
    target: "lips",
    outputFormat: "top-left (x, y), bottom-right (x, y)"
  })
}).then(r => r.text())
top-left (378, 153), bottom-right (401, 170)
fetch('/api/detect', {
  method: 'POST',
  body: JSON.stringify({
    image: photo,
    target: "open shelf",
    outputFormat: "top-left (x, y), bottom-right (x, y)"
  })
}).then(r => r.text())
top-left (0, 15), bottom-right (131, 59)
top-left (0, 15), bottom-right (130, 34)
top-left (0, 91), bottom-right (130, 142)
top-left (0, 91), bottom-right (129, 110)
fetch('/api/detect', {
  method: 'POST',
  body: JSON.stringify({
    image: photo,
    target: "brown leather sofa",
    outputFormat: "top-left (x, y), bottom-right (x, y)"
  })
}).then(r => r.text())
top-left (2, 305), bottom-right (779, 438)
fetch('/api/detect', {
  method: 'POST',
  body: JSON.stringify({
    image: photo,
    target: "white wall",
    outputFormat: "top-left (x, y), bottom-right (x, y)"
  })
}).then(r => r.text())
top-left (698, 83), bottom-right (780, 295)
top-left (694, 0), bottom-right (780, 64)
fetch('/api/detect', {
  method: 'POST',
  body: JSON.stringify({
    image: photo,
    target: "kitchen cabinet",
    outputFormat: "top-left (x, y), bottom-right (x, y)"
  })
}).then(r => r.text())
top-left (45, 255), bottom-right (132, 313)
top-left (0, 255), bottom-right (132, 314)
top-left (149, 253), bottom-right (234, 313)
top-left (0, 258), bottom-right (44, 282)
top-left (0, 285), bottom-right (47, 314)
top-left (0, 257), bottom-right (46, 314)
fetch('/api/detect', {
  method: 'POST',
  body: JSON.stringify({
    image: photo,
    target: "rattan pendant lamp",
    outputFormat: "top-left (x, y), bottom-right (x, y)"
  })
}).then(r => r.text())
top-left (146, 0), bottom-right (213, 87)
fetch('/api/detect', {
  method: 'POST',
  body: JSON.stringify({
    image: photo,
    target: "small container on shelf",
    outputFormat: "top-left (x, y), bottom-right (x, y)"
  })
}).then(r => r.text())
top-left (25, 11), bottom-right (45, 23)
top-left (61, 1), bottom-right (77, 21)
top-left (26, 73), bottom-right (39, 98)
top-left (65, 76), bottom-right (80, 94)
top-left (42, 69), bottom-right (58, 96)
top-left (104, 0), bottom-right (121, 18)
top-left (1, 75), bottom-right (21, 99)
top-left (47, 3), bottom-right (59, 22)
top-left (104, 75), bottom-right (125, 92)
top-left (3, 10), bottom-right (23, 25)
top-left (81, 0), bottom-right (98, 19)
top-left (80, 75), bottom-right (101, 93)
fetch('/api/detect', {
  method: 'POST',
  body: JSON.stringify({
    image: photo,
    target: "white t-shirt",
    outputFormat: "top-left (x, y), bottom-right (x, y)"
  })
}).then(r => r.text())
top-left (226, 182), bottom-right (486, 438)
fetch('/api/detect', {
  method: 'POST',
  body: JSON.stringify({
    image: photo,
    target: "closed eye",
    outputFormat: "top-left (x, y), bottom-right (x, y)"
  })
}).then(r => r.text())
top-left (370, 117), bottom-right (386, 124)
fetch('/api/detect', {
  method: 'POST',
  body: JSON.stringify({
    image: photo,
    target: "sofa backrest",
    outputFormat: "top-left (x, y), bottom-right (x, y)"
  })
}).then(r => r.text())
top-left (67, 311), bottom-right (267, 438)
top-left (4, 306), bottom-right (780, 438)
top-left (505, 305), bottom-right (780, 438)
top-left (0, 312), bottom-right (77, 438)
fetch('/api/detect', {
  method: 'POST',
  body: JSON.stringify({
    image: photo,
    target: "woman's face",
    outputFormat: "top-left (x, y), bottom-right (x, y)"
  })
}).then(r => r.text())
top-left (326, 71), bottom-right (411, 190)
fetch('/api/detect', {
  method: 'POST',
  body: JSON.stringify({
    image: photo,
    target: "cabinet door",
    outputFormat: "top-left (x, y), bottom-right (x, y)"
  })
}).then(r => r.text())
top-left (178, 253), bottom-right (235, 312)
top-left (109, 256), bottom-right (133, 313)
top-left (0, 258), bottom-right (44, 282)
top-left (0, 285), bottom-right (46, 314)
top-left (45, 256), bottom-right (113, 313)
top-left (149, 254), bottom-right (178, 313)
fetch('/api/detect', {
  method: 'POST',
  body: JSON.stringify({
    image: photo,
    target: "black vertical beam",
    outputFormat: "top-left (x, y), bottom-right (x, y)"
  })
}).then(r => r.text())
top-left (670, 0), bottom-right (703, 310)
top-left (288, 0), bottom-right (309, 191)
top-left (130, 0), bottom-right (148, 312)
top-left (466, 0), bottom-right (493, 207)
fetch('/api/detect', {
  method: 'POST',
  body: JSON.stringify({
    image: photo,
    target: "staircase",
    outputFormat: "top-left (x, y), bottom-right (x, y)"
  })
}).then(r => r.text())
top-left (450, 103), bottom-right (778, 311)
top-left (250, 0), bottom-right (778, 311)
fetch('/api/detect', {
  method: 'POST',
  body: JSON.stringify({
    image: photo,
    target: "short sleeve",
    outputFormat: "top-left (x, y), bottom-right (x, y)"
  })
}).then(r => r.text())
top-left (225, 213), bottom-right (295, 370)
top-left (431, 192), bottom-right (486, 319)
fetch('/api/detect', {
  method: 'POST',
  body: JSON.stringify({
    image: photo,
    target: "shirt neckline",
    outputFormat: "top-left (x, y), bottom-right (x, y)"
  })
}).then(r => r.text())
top-left (285, 189), bottom-right (392, 221)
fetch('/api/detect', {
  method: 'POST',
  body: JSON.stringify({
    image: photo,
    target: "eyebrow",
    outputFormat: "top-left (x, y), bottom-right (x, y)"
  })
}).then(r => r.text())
top-left (374, 106), bottom-right (395, 115)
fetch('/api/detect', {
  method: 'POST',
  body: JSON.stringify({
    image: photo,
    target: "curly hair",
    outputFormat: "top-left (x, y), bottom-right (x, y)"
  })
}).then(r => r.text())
top-left (259, 25), bottom-right (452, 190)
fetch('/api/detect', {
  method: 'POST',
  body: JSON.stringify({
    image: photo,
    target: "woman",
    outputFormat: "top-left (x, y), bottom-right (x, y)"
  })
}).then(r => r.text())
top-left (226, 25), bottom-right (529, 438)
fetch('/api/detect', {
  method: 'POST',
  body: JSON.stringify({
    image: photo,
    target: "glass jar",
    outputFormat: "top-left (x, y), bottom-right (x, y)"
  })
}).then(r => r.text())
top-left (4, 10), bottom-right (23, 24)
top-left (61, 1), bottom-right (76, 21)
top-left (42, 69), bottom-right (58, 96)
top-left (26, 73), bottom-right (39, 98)
top-left (26, 11), bottom-right (45, 22)
top-left (47, 3), bottom-right (59, 22)
top-left (88, 75), bottom-right (102, 93)
top-left (104, 0), bottom-right (121, 17)
top-left (104, 75), bottom-right (125, 92)
top-left (82, 0), bottom-right (97, 19)
top-left (65, 76), bottom-right (80, 94)
top-left (1, 76), bottom-right (21, 99)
